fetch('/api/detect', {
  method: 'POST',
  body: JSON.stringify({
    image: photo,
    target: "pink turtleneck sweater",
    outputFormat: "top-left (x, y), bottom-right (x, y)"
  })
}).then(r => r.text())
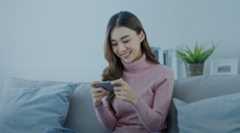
top-left (94, 55), bottom-right (174, 133)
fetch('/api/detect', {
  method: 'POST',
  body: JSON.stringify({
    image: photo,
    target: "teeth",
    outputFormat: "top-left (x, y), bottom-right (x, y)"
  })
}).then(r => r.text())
top-left (123, 53), bottom-right (130, 58)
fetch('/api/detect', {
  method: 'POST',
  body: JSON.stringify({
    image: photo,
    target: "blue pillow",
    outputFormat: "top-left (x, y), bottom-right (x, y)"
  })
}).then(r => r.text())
top-left (45, 127), bottom-right (77, 133)
top-left (174, 93), bottom-right (240, 133)
top-left (0, 78), bottom-right (78, 133)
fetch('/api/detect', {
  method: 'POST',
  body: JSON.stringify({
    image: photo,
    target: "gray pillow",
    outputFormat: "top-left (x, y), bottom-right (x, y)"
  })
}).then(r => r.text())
top-left (174, 93), bottom-right (240, 133)
top-left (64, 83), bottom-right (110, 133)
top-left (0, 78), bottom-right (77, 133)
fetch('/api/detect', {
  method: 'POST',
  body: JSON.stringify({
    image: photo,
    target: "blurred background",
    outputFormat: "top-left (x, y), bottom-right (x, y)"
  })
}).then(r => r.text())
top-left (0, 0), bottom-right (239, 82)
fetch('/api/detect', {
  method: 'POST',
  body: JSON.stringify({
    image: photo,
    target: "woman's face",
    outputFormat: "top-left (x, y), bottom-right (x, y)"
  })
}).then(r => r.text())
top-left (110, 26), bottom-right (145, 64)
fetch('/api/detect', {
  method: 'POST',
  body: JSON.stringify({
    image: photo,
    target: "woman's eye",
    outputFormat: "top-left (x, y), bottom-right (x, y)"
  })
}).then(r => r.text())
top-left (122, 40), bottom-right (130, 43)
top-left (111, 42), bottom-right (118, 46)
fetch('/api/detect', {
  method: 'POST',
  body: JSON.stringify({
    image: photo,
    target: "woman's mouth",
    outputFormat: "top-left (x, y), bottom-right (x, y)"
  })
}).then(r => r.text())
top-left (119, 52), bottom-right (133, 63)
top-left (121, 52), bottom-right (131, 59)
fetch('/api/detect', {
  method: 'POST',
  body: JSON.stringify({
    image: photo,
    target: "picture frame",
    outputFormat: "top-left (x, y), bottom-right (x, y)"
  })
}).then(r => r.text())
top-left (163, 49), bottom-right (180, 79)
top-left (151, 47), bottom-right (164, 65)
top-left (210, 58), bottom-right (239, 75)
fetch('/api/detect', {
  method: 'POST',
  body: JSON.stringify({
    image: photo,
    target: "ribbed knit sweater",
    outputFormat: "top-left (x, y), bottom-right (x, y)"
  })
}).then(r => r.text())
top-left (94, 54), bottom-right (174, 133)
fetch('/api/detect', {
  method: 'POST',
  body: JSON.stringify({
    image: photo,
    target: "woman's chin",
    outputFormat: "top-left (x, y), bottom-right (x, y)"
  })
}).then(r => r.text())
top-left (122, 58), bottom-right (133, 64)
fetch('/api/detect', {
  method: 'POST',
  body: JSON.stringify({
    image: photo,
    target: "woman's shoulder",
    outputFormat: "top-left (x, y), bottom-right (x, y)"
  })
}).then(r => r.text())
top-left (151, 64), bottom-right (174, 79)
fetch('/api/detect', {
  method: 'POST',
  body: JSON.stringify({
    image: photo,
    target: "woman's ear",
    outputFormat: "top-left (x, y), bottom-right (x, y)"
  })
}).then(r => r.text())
top-left (138, 31), bottom-right (145, 42)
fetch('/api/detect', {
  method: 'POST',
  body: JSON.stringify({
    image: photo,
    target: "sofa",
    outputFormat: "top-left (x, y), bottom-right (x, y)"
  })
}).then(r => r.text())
top-left (1, 75), bottom-right (240, 133)
top-left (64, 75), bottom-right (240, 133)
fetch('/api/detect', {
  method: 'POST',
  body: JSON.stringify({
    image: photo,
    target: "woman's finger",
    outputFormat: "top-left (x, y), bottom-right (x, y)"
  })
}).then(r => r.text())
top-left (91, 81), bottom-right (101, 87)
top-left (94, 93), bottom-right (106, 98)
top-left (115, 95), bottom-right (127, 101)
top-left (92, 88), bottom-right (108, 97)
top-left (114, 89), bottom-right (127, 97)
top-left (114, 91), bottom-right (121, 96)
top-left (111, 78), bottom-right (124, 86)
top-left (111, 78), bottom-right (121, 84)
top-left (92, 87), bottom-right (103, 92)
top-left (113, 86), bottom-right (122, 92)
top-left (91, 89), bottom-right (102, 94)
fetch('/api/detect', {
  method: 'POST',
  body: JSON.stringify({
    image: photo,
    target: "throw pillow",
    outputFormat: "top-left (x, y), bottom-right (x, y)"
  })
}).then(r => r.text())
top-left (0, 78), bottom-right (78, 133)
top-left (64, 83), bottom-right (110, 133)
top-left (174, 93), bottom-right (240, 133)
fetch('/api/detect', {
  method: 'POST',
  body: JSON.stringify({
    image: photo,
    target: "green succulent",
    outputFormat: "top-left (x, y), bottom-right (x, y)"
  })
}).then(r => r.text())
top-left (176, 42), bottom-right (215, 64)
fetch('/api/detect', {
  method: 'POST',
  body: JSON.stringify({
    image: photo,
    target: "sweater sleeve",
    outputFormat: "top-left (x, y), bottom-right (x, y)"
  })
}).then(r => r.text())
top-left (132, 70), bottom-right (174, 132)
top-left (94, 97), bottom-right (117, 130)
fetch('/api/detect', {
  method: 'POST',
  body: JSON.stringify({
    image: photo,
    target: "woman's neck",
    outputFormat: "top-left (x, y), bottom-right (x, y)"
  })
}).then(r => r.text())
top-left (121, 54), bottom-right (152, 73)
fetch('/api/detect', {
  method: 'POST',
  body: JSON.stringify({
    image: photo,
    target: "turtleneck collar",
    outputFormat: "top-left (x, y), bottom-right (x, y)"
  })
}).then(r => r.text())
top-left (121, 54), bottom-right (152, 73)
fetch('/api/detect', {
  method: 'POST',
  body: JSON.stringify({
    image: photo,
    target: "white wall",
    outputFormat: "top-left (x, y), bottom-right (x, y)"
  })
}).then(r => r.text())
top-left (0, 0), bottom-right (240, 82)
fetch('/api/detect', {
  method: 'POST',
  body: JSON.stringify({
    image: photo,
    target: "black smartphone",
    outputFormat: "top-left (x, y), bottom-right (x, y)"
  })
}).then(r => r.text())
top-left (93, 81), bottom-right (114, 92)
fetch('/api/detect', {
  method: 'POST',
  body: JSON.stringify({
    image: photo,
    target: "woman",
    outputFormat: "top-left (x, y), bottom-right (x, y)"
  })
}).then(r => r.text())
top-left (91, 11), bottom-right (174, 133)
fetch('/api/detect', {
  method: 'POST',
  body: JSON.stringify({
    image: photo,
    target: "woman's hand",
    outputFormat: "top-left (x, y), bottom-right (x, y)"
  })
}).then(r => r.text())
top-left (111, 78), bottom-right (138, 104)
top-left (91, 81), bottom-right (109, 107)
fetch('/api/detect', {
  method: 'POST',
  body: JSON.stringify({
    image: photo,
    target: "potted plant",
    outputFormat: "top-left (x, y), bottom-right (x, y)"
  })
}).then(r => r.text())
top-left (176, 42), bottom-right (216, 77)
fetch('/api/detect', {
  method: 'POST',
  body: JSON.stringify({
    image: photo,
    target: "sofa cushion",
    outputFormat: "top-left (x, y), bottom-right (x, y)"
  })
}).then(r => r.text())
top-left (167, 75), bottom-right (240, 133)
top-left (174, 93), bottom-right (240, 133)
top-left (0, 78), bottom-right (77, 133)
top-left (173, 75), bottom-right (240, 102)
top-left (64, 83), bottom-right (110, 133)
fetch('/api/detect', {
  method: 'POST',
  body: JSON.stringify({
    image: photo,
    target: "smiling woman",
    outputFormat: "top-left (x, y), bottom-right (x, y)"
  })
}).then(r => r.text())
top-left (110, 26), bottom-right (144, 64)
top-left (90, 11), bottom-right (174, 133)
top-left (102, 11), bottom-right (158, 81)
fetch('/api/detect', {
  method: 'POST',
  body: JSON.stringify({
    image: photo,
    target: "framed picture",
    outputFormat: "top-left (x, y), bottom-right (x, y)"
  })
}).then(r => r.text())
top-left (151, 47), bottom-right (164, 65)
top-left (210, 58), bottom-right (239, 75)
top-left (163, 49), bottom-right (180, 79)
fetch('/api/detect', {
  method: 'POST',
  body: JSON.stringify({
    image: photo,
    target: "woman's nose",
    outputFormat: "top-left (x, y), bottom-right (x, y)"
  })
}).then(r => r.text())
top-left (117, 43), bottom-right (127, 53)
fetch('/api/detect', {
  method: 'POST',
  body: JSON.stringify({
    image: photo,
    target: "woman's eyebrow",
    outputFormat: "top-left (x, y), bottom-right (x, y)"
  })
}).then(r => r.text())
top-left (111, 35), bottom-right (130, 42)
top-left (120, 35), bottom-right (130, 40)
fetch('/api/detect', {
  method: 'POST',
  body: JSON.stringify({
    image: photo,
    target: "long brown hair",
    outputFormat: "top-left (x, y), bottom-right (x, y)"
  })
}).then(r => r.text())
top-left (102, 11), bottom-right (159, 112)
top-left (102, 11), bottom-right (159, 81)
